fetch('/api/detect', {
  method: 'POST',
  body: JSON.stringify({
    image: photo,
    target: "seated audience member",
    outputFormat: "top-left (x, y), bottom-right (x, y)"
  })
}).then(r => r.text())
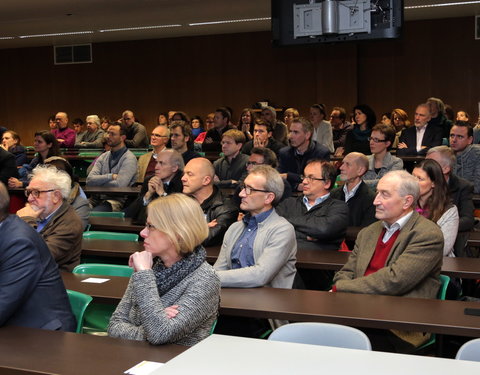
top-left (213, 129), bottom-right (249, 188)
top-left (125, 149), bottom-right (183, 224)
top-left (202, 107), bottom-right (233, 153)
top-left (278, 117), bottom-right (330, 191)
top-left (194, 113), bottom-right (215, 145)
top-left (75, 115), bottom-right (105, 148)
top-left (108, 194), bottom-right (220, 346)
top-left (283, 107), bottom-right (299, 131)
top-left (449, 121), bottom-right (480, 193)
top-left (261, 105), bottom-right (288, 145)
top-left (381, 112), bottom-right (392, 126)
top-left (390, 108), bottom-right (411, 149)
top-left (157, 112), bottom-right (168, 126)
top-left (169, 120), bottom-right (201, 164)
top-left (363, 123), bottom-right (403, 188)
top-left (100, 116), bottom-right (111, 131)
top-left (412, 159), bottom-right (458, 257)
top-left (121, 110), bottom-right (149, 148)
top-left (241, 119), bottom-right (284, 156)
top-left (86, 123), bottom-right (138, 212)
top-left (0, 147), bottom-right (19, 185)
top-left (72, 118), bottom-right (85, 139)
top-left (310, 104), bottom-right (334, 153)
top-left (137, 125), bottom-right (169, 183)
top-left (233, 147), bottom-right (292, 207)
top-left (0, 125), bottom-right (6, 139)
top-left (397, 103), bottom-right (443, 156)
top-left (182, 158), bottom-right (238, 247)
top-left (344, 104), bottom-right (376, 156)
top-left (330, 107), bottom-right (352, 155)
top-left (214, 165), bottom-right (297, 288)
top-left (427, 97), bottom-right (453, 139)
top-left (9, 131), bottom-right (60, 188)
top-left (190, 115), bottom-right (204, 138)
top-left (52, 112), bottom-right (76, 148)
top-left (238, 108), bottom-right (256, 140)
top-left (44, 157), bottom-right (90, 230)
top-left (171, 111), bottom-right (190, 124)
top-left (277, 160), bottom-right (348, 251)
top-left (48, 115), bottom-right (56, 130)
top-left (0, 183), bottom-right (76, 331)
top-left (1, 130), bottom-right (26, 166)
top-left (332, 170), bottom-right (443, 353)
top-left (16, 165), bottom-right (83, 272)
top-left (456, 110), bottom-right (469, 122)
top-left (331, 152), bottom-right (376, 227)
top-left (426, 146), bottom-right (474, 257)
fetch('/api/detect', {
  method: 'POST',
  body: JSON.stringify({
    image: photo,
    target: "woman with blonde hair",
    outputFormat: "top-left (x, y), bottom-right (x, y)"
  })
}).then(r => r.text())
top-left (108, 194), bottom-right (220, 346)
top-left (391, 108), bottom-right (411, 148)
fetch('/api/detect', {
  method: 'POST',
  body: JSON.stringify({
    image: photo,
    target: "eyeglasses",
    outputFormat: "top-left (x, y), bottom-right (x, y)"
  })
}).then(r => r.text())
top-left (239, 182), bottom-right (270, 195)
top-left (301, 175), bottom-right (325, 183)
top-left (367, 137), bottom-right (387, 143)
top-left (25, 189), bottom-right (55, 198)
top-left (151, 133), bottom-right (168, 138)
top-left (246, 161), bottom-right (265, 167)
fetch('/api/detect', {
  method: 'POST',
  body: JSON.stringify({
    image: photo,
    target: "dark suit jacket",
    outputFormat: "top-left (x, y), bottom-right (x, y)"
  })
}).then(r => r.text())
top-left (396, 125), bottom-right (443, 156)
top-left (0, 147), bottom-right (19, 185)
top-left (330, 181), bottom-right (376, 227)
top-left (0, 215), bottom-right (76, 331)
top-left (124, 170), bottom-right (183, 224)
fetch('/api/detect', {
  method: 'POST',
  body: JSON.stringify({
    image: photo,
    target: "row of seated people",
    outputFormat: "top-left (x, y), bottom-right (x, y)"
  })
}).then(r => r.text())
top-left (0, 160), bottom-right (453, 353)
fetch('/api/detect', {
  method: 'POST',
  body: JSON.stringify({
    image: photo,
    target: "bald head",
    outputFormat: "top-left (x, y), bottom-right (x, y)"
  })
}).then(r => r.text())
top-left (55, 112), bottom-right (69, 129)
top-left (181, 158), bottom-right (215, 200)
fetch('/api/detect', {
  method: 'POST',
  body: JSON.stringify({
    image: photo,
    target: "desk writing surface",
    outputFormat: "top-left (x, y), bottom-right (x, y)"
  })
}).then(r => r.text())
top-left (61, 272), bottom-right (128, 303)
top-left (0, 326), bottom-right (186, 375)
top-left (154, 334), bottom-right (480, 375)
top-left (88, 216), bottom-right (143, 232)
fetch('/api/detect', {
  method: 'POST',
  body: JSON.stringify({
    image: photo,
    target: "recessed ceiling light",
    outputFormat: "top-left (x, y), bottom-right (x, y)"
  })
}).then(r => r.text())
top-left (19, 31), bottom-right (94, 39)
top-left (189, 17), bottom-right (270, 26)
top-left (405, 1), bottom-right (480, 9)
top-left (99, 24), bottom-right (181, 33)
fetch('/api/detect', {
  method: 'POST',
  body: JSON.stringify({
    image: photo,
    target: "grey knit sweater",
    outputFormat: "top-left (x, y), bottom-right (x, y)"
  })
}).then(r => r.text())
top-left (108, 262), bottom-right (220, 346)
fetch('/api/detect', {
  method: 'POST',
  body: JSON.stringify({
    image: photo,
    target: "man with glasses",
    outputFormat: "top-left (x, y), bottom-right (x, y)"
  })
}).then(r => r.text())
top-left (137, 125), bottom-right (169, 183)
top-left (86, 123), bottom-right (138, 211)
top-left (363, 123), bottom-right (403, 188)
top-left (449, 121), bottom-right (480, 193)
top-left (52, 112), bottom-right (76, 148)
top-left (16, 165), bottom-right (83, 272)
top-left (214, 165), bottom-right (296, 289)
top-left (277, 160), bottom-right (348, 252)
top-left (169, 120), bottom-right (201, 164)
top-left (331, 152), bottom-right (376, 228)
top-left (121, 110), bottom-right (149, 148)
top-left (75, 115), bottom-right (105, 148)
top-left (0, 182), bottom-right (76, 331)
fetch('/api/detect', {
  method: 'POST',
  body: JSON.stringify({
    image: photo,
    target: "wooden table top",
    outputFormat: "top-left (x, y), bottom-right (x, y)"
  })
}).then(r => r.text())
top-left (0, 326), bottom-right (186, 375)
top-left (81, 239), bottom-right (480, 279)
top-left (61, 273), bottom-right (480, 338)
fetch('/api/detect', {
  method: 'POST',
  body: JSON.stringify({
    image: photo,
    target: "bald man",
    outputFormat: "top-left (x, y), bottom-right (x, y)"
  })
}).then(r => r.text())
top-left (121, 110), bottom-right (149, 148)
top-left (331, 152), bottom-right (376, 227)
top-left (182, 158), bottom-right (238, 247)
top-left (52, 112), bottom-right (76, 148)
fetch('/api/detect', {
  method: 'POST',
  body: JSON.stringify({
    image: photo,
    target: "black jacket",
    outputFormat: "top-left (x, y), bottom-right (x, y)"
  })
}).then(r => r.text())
top-left (0, 148), bottom-right (19, 185)
top-left (241, 138), bottom-right (284, 157)
top-left (124, 170), bottom-right (183, 224)
top-left (396, 125), bottom-right (443, 156)
top-left (276, 195), bottom-right (348, 251)
top-left (200, 187), bottom-right (239, 247)
top-left (330, 181), bottom-right (376, 227)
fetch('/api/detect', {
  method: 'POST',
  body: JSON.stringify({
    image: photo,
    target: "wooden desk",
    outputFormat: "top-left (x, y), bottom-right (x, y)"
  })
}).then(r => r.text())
top-left (62, 273), bottom-right (480, 338)
top-left (156, 334), bottom-right (480, 374)
top-left (81, 240), bottom-right (480, 280)
top-left (83, 185), bottom-right (141, 196)
top-left (88, 217), bottom-right (143, 233)
top-left (0, 326), bottom-right (186, 375)
top-left (467, 231), bottom-right (480, 247)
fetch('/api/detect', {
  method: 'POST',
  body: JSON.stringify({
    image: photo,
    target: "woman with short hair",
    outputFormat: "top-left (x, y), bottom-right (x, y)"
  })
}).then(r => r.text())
top-left (108, 194), bottom-right (220, 346)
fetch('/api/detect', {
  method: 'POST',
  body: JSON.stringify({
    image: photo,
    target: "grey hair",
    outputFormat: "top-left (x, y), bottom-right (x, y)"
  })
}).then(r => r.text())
top-left (163, 149), bottom-right (184, 171)
top-left (250, 165), bottom-right (284, 206)
top-left (155, 124), bottom-right (170, 138)
top-left (30, 165), bottom-right (72, 199)
top-left (384, 170), bottom-right (419, 207)
top-left (262, 105), bottom-right (277, 120)
top-left (86, 115), bottom-right (101, 126)
top-left (427, 146), bottom-right (456, 170)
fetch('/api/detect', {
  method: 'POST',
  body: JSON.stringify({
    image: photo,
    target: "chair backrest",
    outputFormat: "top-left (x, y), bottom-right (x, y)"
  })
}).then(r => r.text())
top-left (73, 263), bottom-right (134, 277)
top-left (89, 212), bottom-right (125, 218)
top-left (456, 338), bottom-right (480, 361)
top-left (82, 231), bottom-right (138, 241)
top-left (66, 289), bottom-right (93, 333)
top-left (438, 274), bottom-right (450, 300)
top-left (268, 322), bottom-right (372, 350)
